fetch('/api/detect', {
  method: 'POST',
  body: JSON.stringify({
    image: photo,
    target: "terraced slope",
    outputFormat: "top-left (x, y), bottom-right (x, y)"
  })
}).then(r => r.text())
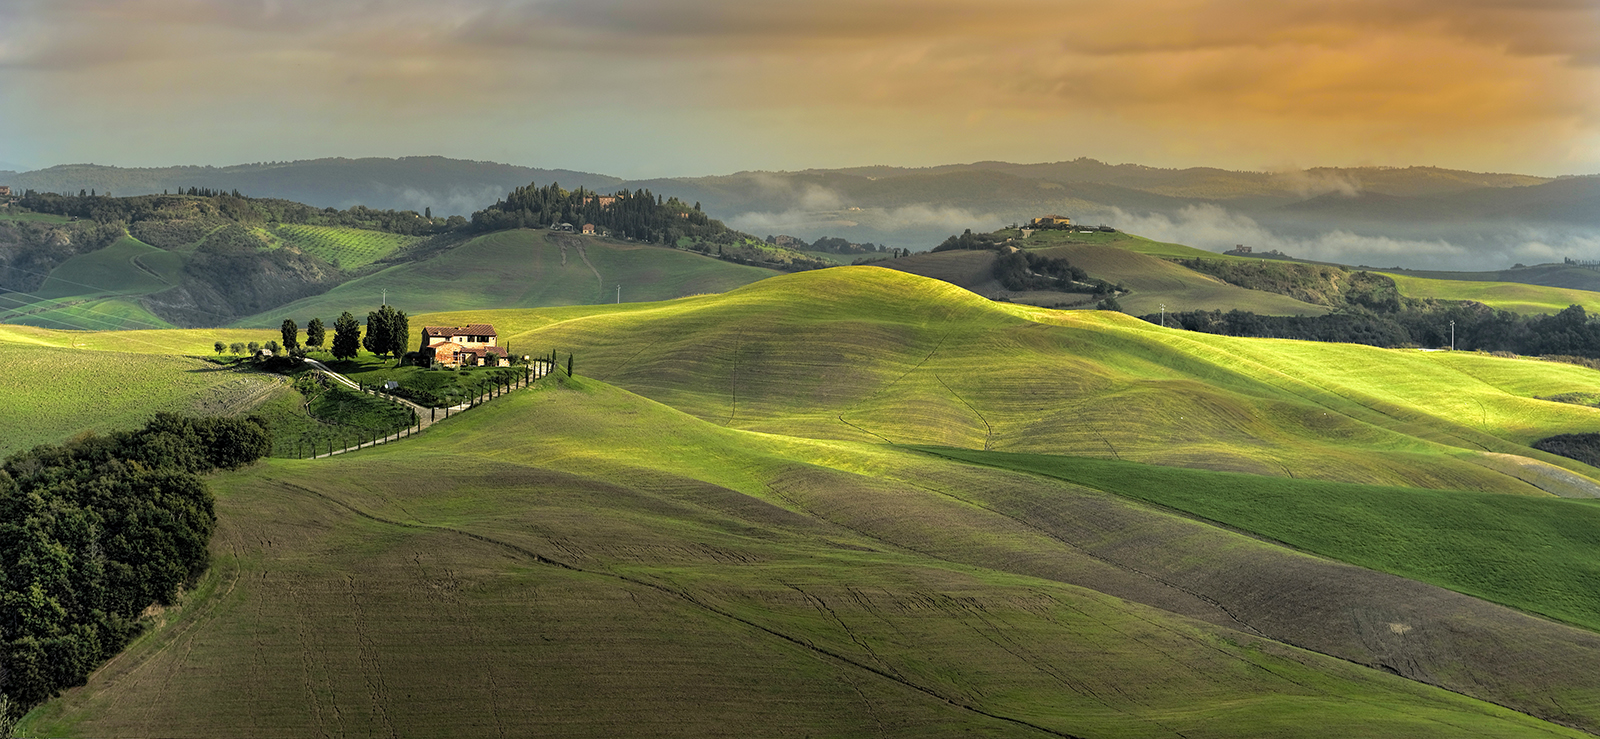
top-left (235, 229), bottom-right (777, 326)
top-left (23, 378), bottom-right (1598, 738)
top-left (468, 267), bottom-right (1600, 494)
top-left (272, 224), bottom-right (421, 269)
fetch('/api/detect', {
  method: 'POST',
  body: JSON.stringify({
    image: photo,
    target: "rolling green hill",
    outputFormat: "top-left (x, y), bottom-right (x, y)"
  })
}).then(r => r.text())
top-left (233, 229), bottom-right (779, 327)
top-left (873, 229), bottom-right (1328, 316)
top-left (16, 266), bottom-right (1600, 736)
top-left (471, 267), bottom-right (1600, 494)
top-left (1384, 272), bottom-right (1600, 314)
top-left (21, 376), bottom-right (1600, 738)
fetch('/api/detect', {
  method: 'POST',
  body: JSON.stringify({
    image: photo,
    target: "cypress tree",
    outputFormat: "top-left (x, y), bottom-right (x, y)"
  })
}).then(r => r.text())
top-left (332, 312), bottom-right (361, 360)
top-left (387, 308), bottom-right (409, 359)
top-left (280, 318), bottom-right (299, 350)
top-left (305, 317), bottom-right (325, 349)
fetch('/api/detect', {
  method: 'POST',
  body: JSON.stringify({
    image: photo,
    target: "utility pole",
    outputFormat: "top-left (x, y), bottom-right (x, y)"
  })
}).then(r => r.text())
top-left (1450, 320), bottom-right (1456, 351)
top-left (616, 284), bottom-right (621, 304)
top-left (382, 288), bottom-right (387, 306)
top-left (1160, 304), bottom-right (1166, 328)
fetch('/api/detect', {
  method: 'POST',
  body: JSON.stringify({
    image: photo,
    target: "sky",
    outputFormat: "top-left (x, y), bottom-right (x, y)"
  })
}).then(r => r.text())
top-left (1, 0), bottom-right (1599, 177)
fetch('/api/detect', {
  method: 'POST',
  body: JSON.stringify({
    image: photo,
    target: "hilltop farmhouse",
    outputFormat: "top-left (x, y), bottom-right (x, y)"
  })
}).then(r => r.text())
top-left (419, 324), bottom-right (512, 368)
top-left (1031, 214), bottom-right (1072, 227)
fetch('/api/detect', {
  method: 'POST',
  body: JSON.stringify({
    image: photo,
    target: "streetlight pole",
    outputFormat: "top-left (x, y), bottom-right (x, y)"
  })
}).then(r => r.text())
top-left (1160, 304), bottom-right (1166, 328)
top-left (616, 284), bottom-right (621, 304)
top-left (1451, 320), bottom-right (1455, 351)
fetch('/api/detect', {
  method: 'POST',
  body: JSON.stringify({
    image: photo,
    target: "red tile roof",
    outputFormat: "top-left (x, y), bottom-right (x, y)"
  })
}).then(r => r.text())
top-left (422, 324), bottom-right (497, 338)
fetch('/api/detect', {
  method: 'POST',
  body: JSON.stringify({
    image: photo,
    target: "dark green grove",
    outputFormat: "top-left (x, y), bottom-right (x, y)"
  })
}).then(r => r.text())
top-left (0, 414), bottom-right (270, 714)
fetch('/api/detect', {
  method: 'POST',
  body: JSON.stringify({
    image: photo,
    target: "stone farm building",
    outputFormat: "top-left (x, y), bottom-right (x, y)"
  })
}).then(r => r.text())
top-left (1030, 215), bottom-right (1072, 227)
top-left (419, 324), bottom-right (512, 368)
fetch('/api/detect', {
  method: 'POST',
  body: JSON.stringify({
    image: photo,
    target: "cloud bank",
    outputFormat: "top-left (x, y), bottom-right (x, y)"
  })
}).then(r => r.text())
top-left (1107, 204), bottom-right (1600, 271)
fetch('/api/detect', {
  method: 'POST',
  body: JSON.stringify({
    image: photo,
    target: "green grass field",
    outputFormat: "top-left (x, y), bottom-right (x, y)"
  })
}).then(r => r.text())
top-left (16, 266), bottom-right (1600, 737)
top-left (0, 208), bottom-right (73, 223)
top-left (21, 377), bottom-right (1600, 738)
top-left (922, 448), bottom-right (1600, 632)
top-left (1385, 272), bottom-right (1600, 314)
top-left (0, 344), bottom-right (280, 457)
top-left (232, 229), bottom-right (778, 327)
top-left (272, 224), bottom-right (422, 269)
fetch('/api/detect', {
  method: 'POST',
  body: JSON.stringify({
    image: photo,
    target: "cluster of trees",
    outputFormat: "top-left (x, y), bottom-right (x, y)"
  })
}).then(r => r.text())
top-left (933, 229), bottom-right (1120, 295)
top-left (0, 414), bottom-right (271, 714)
top-left (791, 236), bottom-right (887, 255)
top-left (265, 307), bottom-right (405, 362)
top-left (1179, 259), bottom-right (1405, 311)
top-left (1149, 302), bottom-right (1600, 357)
top-left (470, 183), bottom-right (722, 245)
top-left (1533, 433), bottom-right (1600, 468)
top-left (932, 229), bottom-right (1009, 253)
top-left (359, 305), bottom-right (410, 359)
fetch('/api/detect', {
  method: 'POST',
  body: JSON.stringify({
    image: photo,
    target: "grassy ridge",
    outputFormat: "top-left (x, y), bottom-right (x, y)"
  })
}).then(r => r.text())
top-left (0, 235), bottom-right (184, 331)
top-left (233, 229), bottom-right (777, 326)
top-left (1385, 272), bottom-right (1600, 314)
top-left (22, 378), bottom-right (1595, 738)
top-left (448, 268), bottom-right (1600, 493)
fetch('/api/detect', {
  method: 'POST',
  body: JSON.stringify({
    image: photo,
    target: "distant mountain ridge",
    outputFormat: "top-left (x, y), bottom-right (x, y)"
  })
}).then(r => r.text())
top-left (4, 156), bottom-right (1596, 268)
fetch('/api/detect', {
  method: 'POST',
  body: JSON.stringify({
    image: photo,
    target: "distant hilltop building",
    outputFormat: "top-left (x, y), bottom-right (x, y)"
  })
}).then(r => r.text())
top-left (1224, 245), bottom-right (1294, 260)
top-left (0, 186), bottom-right (12, 197)
top-left (581, 195), bottom-right (618, 208)
top-left (773, 235), bottom-right (805, 247)
top-left (1030, 215), bottom-right (1073, 227)
top-left (419, 324), bottom-right (512, 368)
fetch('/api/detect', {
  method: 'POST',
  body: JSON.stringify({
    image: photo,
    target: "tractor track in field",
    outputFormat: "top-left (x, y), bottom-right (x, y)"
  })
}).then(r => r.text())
top-left (574, 243), bottom-right (604, 298)
top-left (269, 478), bottom-right (1087, 739)
top-left (897, 476), bottom-right (1270, 639)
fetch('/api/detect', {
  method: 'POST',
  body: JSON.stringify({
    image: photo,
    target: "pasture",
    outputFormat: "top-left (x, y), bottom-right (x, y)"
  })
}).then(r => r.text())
top-left (1384, 272), bottom-right (1600, 314)
top-left (0, 343), bottom-right (279, 457)
top-left (21, 378), bottom-right (1600, 738)
top-left (14, 265), bottom-right (1600, 737)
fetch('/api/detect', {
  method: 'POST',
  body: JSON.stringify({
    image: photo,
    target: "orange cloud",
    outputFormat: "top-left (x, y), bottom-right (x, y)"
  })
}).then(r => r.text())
top-left (2, 0), bottom-right (1596, 174)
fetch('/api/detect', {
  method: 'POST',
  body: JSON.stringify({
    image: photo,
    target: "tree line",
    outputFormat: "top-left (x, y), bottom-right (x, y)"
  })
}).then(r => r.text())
top-left (1149, 302), bottom-right (1600, 357)
top-left (0, 414), bottom-right (271, 716)
top-left (14, 191), bottom-right (459, 237)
